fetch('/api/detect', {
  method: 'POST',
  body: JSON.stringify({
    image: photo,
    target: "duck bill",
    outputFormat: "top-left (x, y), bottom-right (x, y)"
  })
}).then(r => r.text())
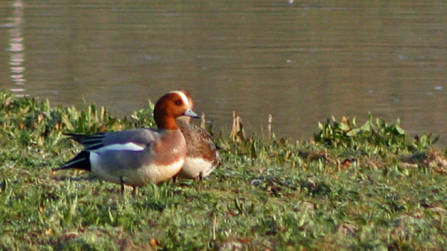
top-left (184, 109), bottom-right (200, 119)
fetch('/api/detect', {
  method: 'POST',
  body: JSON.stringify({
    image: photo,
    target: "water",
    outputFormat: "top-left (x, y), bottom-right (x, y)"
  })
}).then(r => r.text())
top-left (1, 0), bottom-right (447, 142)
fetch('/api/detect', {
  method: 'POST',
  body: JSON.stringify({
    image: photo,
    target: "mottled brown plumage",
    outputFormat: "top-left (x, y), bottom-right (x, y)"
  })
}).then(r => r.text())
top-left (175, 90), bottom-right (220, 180)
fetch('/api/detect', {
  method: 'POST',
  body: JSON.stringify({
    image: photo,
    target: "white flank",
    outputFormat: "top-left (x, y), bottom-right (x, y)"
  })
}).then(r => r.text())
top-left (152, 158), bottom-right (185, 183)
top-left (90, 152), bottom-right (99, 169)
top-left (90, 151), bottom-right (101, 172)
top-left (169, 90), bottom-right (190, 107)
top-left (93, 143), bottom-right (145, 153)
top-left (180, 157), bottom-right (215, 178)
top-left (90, 152), bottom-right (120, 183)
top-left (168, 158), bottom-right (185, 173)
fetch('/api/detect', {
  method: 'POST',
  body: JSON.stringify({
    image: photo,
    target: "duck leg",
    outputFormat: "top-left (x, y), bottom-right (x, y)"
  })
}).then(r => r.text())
top-left (197, 171), bottom-right (205, 192)
top-left (120, 176), bottom-right (126, 194)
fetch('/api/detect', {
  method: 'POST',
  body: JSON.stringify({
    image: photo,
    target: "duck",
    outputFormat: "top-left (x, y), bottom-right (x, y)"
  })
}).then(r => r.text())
top-left (174, 89), bottom-right (220, 181)
top-left (53, 91), bottom-right (199, 193)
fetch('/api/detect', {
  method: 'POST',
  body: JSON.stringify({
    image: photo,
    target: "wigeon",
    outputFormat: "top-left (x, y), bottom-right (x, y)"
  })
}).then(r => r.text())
top-left (53, 91), bottom-right (199, 193)
top-left (175, 90), bottom-right (220, 181)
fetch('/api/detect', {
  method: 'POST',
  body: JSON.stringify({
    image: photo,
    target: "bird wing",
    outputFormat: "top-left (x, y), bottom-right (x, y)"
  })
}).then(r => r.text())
top-left (65, 128), bottom-right (161, 151)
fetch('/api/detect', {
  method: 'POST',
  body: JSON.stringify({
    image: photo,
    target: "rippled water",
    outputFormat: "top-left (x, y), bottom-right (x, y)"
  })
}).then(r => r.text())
top-left (1, 0), bottom-right (447, 142)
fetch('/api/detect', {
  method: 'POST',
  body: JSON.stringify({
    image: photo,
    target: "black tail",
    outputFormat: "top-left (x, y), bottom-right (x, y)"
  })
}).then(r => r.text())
top-left (53, 151), bottom-right (91, 172)
top-left (64, 133), bottom-right (105, 150)
top-left (64, 133), bottom-right (87, 143)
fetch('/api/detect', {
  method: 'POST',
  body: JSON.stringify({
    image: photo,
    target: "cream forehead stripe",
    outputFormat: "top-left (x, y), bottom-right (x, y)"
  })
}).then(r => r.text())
top-left (168, 91), bottom-right (190, 107)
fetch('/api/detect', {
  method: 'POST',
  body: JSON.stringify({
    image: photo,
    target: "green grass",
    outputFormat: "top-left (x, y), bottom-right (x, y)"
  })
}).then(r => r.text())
top-left (1, 90), bottom-right (447, 250)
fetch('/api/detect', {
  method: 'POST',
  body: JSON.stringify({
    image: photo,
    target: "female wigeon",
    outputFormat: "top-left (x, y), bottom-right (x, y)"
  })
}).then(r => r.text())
top-left (175, 90), bottom-right (220, 181)
top-left (53, 91), bottom-right (199, 193)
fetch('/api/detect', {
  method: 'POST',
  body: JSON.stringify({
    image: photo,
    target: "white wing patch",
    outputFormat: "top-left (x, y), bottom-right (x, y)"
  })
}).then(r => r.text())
top-left (93, 143), bottom-right (145, 153)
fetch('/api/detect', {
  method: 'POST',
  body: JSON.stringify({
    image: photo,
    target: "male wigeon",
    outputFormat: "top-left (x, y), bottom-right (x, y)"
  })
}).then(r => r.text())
top-left (175, 90), bottom-right (220, 181)
top-left (53, 91), bottom-right (199, 193)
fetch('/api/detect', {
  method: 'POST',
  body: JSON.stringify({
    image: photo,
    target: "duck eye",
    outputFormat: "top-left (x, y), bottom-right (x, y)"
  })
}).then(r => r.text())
top-left (175, 100), bottom-right (182, 106)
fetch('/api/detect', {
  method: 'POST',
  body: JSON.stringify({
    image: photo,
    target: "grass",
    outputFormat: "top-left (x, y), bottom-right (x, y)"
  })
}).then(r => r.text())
top-left (1, 90), bottom-right (447, 250)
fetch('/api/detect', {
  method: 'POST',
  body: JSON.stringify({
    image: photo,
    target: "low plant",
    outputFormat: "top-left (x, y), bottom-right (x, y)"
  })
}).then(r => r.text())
top-left (0, 90), bottom-right (446, 250)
